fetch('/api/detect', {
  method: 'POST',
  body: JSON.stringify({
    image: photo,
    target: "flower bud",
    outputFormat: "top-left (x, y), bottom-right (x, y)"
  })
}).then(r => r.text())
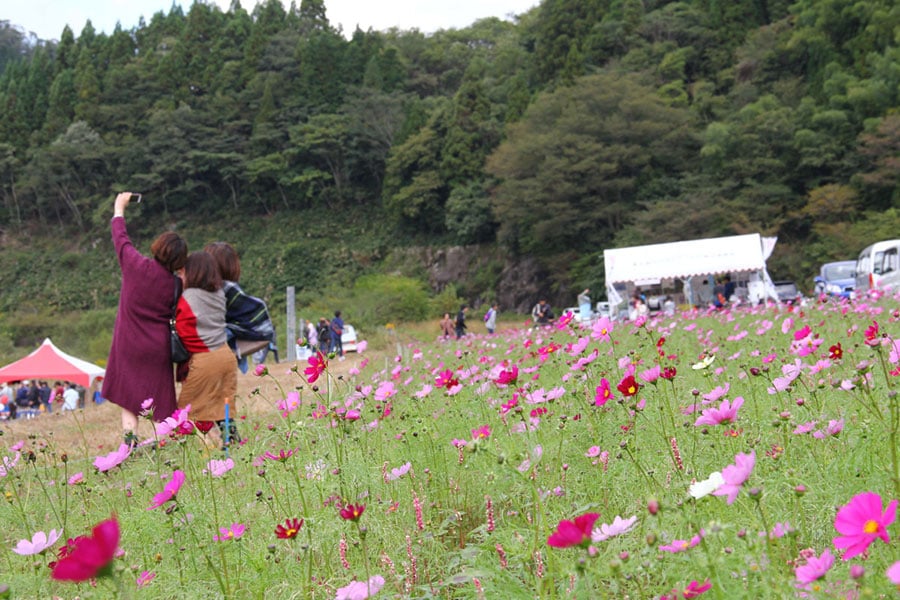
top-left (647, 499), bottom-right (660, 515)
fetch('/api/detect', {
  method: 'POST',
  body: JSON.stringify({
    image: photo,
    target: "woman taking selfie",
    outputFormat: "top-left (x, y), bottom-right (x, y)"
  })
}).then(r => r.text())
top-left (175, 251), bottom-right (240, 445)
top-left (103, 192), bottom-right (188, 446)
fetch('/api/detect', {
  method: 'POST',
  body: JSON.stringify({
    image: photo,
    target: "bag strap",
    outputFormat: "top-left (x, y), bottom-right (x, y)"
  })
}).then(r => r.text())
top-left (172, 276), bottom-right (182, 318)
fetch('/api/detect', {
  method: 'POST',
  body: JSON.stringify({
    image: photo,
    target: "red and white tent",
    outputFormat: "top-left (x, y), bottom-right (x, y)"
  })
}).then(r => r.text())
top-left (0, 338), bottom-right (105, 388)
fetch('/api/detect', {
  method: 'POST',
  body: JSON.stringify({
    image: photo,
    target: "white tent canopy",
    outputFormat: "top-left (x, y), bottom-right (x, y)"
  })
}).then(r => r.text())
top-left (603, 234), bottom-right (780, 307)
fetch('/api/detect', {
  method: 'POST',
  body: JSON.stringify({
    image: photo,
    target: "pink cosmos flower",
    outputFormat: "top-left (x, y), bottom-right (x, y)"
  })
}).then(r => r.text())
top-left (471, 425), bottom-right (491, 440)
top-left (591, 317), bottom-right (614, 343)
top-left (435, 369), bottom-right (459, 389)
top-left (93, 444), bottom-right (132, 472)
top-left (795, 549), bottom-right (834, 585)
top-left (147, 470), bottom-right (186, 510)
top-left (556, 311), bottom-right (575, 329)
top-left (13, 529), bottom-right (63, 555)
top-left (374, 381), bottom-right (397, 402)
top-left (204, 458), bottom-right (234, 477)
top-left (356, 340), bottom-right (368, 353)
top-left (335, 575), bottom-right (385, 600)
top-left (591, 515), bottom-right (637, 542)
top-left (887, 561), bottom-right (900, 585)
top-left (264, 448), bottom-right (297, 462)
top-left (136, 570), bottom-right (156, 588)
top-left (277, 392), bottom-right (301, 416)
top-left (213, 523), bottom-right (246, 542)
top-left (682, 579), bottom-right (712, 598)
top-left (812, 419), bottom-right (844, 438)
top-left (833, 491), bottom-right (897, 560)
top-left (638, 365), bottom-right (661, 384)
top-left (694, 397), bottom-right (744, 427)
top-left (712, 451), bottom-right (755, 504)
top-left (495, 365), bottom-right (519, 386)
top-left (659, 533), bottom-right (703, 553)
top-left (156, 405), bottom-right (192, 437)
top-left (594, 378), bottom-right (614, 406)
top-left (702, 384), bottom-right (729, 402)
top-left (254, 363), bottom-right (268, 376)
top-left (547, 513), bottom-right (599, 548)
top-left (68, 472), bottom-right (84, 485)
top-left (386, 462), bottom-right (411, 481)
top-left (304, 352), bottom-right (327, 383)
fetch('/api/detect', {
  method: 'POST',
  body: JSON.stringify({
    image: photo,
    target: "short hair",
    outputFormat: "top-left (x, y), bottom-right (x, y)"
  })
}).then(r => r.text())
top-left (334, 310), bottom-right (342, 318)
top-left (183, 251), bottom-right (222, 292)
top-left (204, 241), bottom-right (241, 282)
top-left (151, 232), bottom-right (188, 272)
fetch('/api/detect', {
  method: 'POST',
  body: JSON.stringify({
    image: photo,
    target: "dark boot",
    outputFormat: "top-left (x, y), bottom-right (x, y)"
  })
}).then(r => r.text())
top-left (216, 419), bottom-right (241, 450)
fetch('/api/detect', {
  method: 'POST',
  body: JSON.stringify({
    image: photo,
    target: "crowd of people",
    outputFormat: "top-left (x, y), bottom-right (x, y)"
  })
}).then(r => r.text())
top-left (0, 380), bottom-right (82, 419)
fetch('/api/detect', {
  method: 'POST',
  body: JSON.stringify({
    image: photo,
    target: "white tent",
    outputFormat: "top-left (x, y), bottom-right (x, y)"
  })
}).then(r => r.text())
top-left (603, 233), bottom-right (780, 308)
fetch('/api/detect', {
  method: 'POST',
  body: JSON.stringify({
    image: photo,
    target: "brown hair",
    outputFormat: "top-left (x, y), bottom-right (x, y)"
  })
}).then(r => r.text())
top-left (151, 232), bottom-right (188, 272)
top-left (183, 251), bottom-right (222, 292)
top-left (204, 241), bottom-right (241, 282)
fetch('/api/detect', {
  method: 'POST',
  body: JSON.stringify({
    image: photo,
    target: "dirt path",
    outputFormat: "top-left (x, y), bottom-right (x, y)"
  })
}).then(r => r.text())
top-left (0, 351), bottom-right (373, 458)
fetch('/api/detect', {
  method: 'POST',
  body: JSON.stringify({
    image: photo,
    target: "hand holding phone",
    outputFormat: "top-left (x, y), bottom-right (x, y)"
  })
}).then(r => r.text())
top-left (131, 193), bottom-right (142, 203)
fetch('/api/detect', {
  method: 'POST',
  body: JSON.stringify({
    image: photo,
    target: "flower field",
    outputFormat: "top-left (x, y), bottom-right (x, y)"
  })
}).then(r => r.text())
top-left (2, 296), bottom-right (900, 599)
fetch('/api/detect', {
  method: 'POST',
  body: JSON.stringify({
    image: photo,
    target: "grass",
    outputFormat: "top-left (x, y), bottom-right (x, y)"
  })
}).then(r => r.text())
top-left (1, 300), bottom-right (899, 599)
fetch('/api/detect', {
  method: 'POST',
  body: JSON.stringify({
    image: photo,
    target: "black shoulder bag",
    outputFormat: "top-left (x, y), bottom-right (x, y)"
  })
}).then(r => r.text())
top-left (170, 277), bottom-right (190, 363)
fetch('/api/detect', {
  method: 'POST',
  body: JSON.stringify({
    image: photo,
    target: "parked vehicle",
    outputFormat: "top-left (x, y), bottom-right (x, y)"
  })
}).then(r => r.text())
top-left (773, 280), bottom-right (803, 305)
top-left (855, 240), bottom-right (900, 294)
top-left (814, 261), bottom-right (856, 299)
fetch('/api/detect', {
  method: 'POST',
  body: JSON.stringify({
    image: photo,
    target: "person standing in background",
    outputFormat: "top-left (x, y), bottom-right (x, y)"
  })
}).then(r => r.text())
top-left (577, 289), bottom-right (591, 320)
top-left (484, 303), bottom-right (498, 334)
top-left (38, 381), bottom-right (51, 413)
top-left (331, 311), bottom-right (345, 359)
top-left (455, 305), bottom-right (468, 339)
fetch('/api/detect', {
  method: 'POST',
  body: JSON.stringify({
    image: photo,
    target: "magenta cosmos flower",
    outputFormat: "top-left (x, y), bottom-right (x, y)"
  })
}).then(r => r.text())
top-left (51, 516), bottom-right (119, 582)
top-left (659, 532), bottom-right (703, 553)
top-left (547, 512), bottom-right (599, 548)
top-left (594, 378), bottom-right (614, 406)
top-left (795, 549), bottom-right (834, 585)
top-left (304, 352), bottom-right (327, 383)
top-left (155, 404), bottom-right (192, 437)
top-left (712, 450), bottom-right (755, 504)
top-left (148, 470), bottom-right (186, 510)
top-left (495, 365), bottom-right (518, 386)
top-left (694, 397), bottom-right (744, 427)
top-left (681, 579), bottom-right (712, 598)
top-left (833, 491), bottom-right (897, 560)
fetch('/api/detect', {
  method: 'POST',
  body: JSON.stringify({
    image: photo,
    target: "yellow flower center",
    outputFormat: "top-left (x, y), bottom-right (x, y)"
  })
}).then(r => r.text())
top-left (286, 528), bottom-right (296, 536)
top-left (863, 519), bottom-right (879, 534)
top-left (628, 386), bottom-right (636, 394)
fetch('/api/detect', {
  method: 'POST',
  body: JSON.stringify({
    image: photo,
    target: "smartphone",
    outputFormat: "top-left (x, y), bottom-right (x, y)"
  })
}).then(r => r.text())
top-left (131, 193), bottom-right (142, 203)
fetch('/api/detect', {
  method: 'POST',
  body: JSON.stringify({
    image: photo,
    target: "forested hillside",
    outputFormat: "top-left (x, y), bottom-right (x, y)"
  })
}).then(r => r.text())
top-left (0, 0), bottom-right (898, 354)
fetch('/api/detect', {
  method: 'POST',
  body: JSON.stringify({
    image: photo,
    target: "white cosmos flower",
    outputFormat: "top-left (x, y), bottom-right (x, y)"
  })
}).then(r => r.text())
top-left (689, 471), bottom-right (725, 499)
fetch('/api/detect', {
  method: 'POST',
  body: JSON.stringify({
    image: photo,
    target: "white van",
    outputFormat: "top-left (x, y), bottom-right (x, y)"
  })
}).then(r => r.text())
top-left (855, 240), bottom-right (900, 293)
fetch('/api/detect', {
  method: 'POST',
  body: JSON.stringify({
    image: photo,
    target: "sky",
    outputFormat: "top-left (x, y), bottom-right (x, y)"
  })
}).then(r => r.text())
top-left (5, 0), bottom-right (539, 42)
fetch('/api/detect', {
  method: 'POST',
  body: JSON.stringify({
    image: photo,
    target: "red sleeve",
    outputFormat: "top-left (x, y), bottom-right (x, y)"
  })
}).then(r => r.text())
top-left (175, 297), bottom-right (208, 353)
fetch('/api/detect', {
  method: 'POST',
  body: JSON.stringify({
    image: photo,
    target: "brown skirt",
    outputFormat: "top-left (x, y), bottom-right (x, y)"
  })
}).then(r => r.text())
top-left (177, 345), bottom-right (238, 422)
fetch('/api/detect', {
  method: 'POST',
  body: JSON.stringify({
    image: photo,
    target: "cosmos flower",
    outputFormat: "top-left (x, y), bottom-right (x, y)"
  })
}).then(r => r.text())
top-left (833, 491), bottom-right (897, 560)
top-left (594, 378), bottom-right (613, 406)
top-left (155, 405), bottom-right (192, 437)
top-left (659, 533), bottom-right (703, 553)
top-left (617, 375), bottom-right (640, 397)
top-left (275, 518), bottom-right (304, 540)
top-left (12, 529), bottom-right (62, 555)
top-left (148, 470), bottom-right (186, 510)
top-left (304, 352), bottom-right (327, 383)
top-left (795, 549), bottom-right (834, 585)
top-left (435, 369), bottom-right (459, 389)
top-left (495, 365), bottom-right (519, 386)
top-left (93, 444), bottom-right (132, 472)
top-left (812, 419), bottom-right (844, 439)
top-left (689, 472), bottom-right (725, 499)
top-left (471, 424), bottom-right (491, 440)
top-left (712, 451), bottom-right (755, 504)
top-left (136, 570), bottom-right (156, 588)
top-left (694, 397), bottom-right (744, 427)
top-left (335, 575), bottom-right (385, 600)
top-left (547, 513), bottom-right (599, 548)
top-left (213, 523), bottom-right (246, 542)
top-left (887, 561), bottom-right (900, 585)
top-left (591, 515), bottom-right (638, 542)
top-left (339, 503), bottom-right (366, 522)
top-left (51, 516), bottom-right (120, 582)
top-left (681, 579), bottom-right (712, 598)
top-left (591, 317), bottom-right (614, 343)
top-left (386, 462), bottom-right (412, 481)
top-left (204, 458), bottom-right (234, 477)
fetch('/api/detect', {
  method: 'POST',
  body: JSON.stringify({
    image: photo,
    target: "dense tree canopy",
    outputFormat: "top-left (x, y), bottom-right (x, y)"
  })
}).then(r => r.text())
top-left (0, 0), bottom-right (897, 306)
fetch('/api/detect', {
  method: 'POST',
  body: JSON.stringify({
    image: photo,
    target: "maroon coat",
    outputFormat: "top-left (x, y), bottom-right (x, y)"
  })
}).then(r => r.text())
top-left (101, 217), bottom-right (177, 421)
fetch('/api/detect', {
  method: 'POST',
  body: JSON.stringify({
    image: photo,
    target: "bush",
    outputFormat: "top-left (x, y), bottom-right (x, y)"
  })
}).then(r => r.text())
top-left (350, 274), bottom-right (430, 326)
